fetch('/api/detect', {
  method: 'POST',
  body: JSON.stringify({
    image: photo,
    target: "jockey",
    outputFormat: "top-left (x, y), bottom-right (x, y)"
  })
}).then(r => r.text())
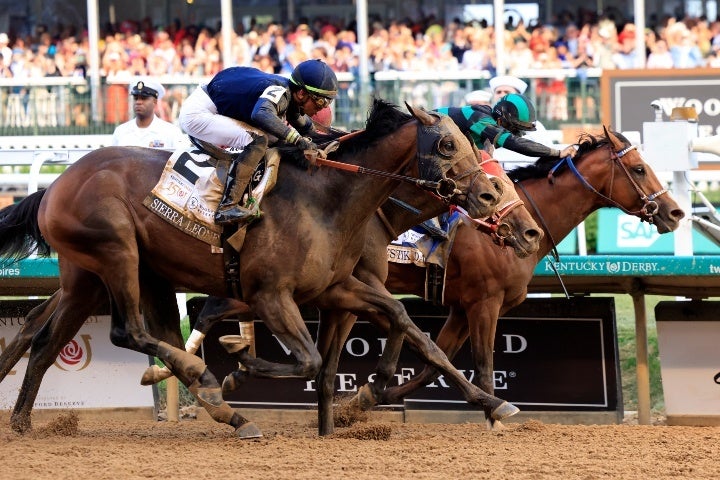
top-left (179, 59), bottom-right (338, 225)
top-left (435, 93), bottom-right (577, 160)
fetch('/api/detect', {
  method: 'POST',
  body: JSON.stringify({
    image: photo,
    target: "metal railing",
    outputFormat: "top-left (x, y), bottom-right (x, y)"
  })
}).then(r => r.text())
top-left (0, 70), bottom-right (603, 137)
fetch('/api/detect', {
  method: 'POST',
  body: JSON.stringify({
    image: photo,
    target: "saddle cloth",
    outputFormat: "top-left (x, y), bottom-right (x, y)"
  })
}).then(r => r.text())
top-left (142, 148), bottom-right (224, 248)
top-left (386, 211), bottom-right (464, 269)
top-left (386, 211), bottom-right (465, 305)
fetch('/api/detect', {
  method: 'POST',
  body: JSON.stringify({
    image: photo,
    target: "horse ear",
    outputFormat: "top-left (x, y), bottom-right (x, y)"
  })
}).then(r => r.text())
top-left (603, 124), bottom-right (622, 149)
top-left (406, 103), bottom-right (435, 126)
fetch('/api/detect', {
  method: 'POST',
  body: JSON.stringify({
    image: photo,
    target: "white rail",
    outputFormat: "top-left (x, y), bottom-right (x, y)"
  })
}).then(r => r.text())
top-left (0, 135), bottom-right (113, 195)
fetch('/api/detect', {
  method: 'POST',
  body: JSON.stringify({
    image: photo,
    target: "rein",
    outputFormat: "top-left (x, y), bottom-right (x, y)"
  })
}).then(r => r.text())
top-left (314, 121), bottom-right (480, 202)
top-left (547, 144), bottom-right (667, 223)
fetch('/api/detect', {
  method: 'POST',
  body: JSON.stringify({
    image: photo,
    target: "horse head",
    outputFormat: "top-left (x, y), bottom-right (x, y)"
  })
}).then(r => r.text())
top-left (468, 152), bottom-right (543, 258)
top-left (603, 126), bottom-right (685, 233)
top-left (545, 126), bottom-right (684, 234)
top-left (406, 103), bottom-right (502, 220)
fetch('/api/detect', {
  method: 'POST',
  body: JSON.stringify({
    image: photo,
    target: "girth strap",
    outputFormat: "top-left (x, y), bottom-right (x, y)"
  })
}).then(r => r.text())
top-left (425, 263), bottom-right (445, 306)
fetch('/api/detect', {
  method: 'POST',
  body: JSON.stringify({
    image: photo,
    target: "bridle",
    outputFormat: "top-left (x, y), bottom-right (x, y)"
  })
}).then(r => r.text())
top-left (315, 117), bottom-right (484, 204)
top-left (452, 158), bottom-right (525, 246)
top-left (547, 143), bottom-right (667, 224)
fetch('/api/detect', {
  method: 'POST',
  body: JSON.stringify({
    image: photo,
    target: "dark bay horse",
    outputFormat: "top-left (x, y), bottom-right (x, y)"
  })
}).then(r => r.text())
top-left (143, 151), bottom-right (543, 435)
top-left (0, 150), bottom-right (540, 437)
top-left (0, 100), bottom-right (511, 436)
top-left (371, 128), bottom-right (684, 424)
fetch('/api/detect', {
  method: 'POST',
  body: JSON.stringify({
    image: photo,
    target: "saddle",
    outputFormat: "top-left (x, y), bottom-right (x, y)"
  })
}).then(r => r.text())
top-left (187, 134), bottom-right (282, 299)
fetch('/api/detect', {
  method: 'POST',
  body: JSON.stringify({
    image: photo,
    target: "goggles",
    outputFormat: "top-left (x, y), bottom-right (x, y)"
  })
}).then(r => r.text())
top-left (309, 93), bottom-right (333, 109)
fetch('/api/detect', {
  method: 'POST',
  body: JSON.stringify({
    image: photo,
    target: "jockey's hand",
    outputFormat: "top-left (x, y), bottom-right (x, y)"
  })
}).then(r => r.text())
top-left (296, 137), bottom-right (317, 152)
top-left (559, 145), bottom-right (578, 159)
top-left (296, 137), bottom-right (325, 169)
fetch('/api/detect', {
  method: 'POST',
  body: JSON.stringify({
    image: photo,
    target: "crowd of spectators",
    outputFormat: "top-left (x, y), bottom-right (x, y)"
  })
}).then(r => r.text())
top-left (2, 9), bottom-right (720, 125)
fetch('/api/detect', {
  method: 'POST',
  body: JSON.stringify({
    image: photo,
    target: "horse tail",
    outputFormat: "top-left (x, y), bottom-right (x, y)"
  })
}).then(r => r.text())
top-left (0, 190), bottom-right (51, 264)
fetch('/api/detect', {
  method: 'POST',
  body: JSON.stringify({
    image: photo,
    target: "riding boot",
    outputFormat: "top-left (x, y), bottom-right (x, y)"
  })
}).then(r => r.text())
top-left (215, 135), bottom-right (268, 225)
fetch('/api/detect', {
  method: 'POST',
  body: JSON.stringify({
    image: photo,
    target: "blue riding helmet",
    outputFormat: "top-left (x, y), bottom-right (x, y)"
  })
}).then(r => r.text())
top-left (290, 59), bottom-right (339, 99)
top-left (491, 93), bottom-right (537, 132)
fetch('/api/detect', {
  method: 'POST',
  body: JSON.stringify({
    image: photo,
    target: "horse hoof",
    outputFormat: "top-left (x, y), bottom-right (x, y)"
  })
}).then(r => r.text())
top-left (235, 422), bottom-right (263, 439)
top-left (219, 335), bottom-right (252, 355)
top-left (10, 415), bottom-right (31, 434)
top-left (351, 383), bottom-right (377, 411)
top-left (140, 365), bottom-right (171, 386)
top-left (222, 370), bottom-right (248, 395)
top-left (491, 401), bottom-right (519, 420)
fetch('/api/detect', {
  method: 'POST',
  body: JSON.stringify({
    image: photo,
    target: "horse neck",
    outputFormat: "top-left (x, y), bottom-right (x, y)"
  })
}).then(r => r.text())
top-left (519, 175), bottom-right (603, 258)
top-left (377, 183), bottom-right (447, 242)
top-left (319, 124), bottom-right (419, 227)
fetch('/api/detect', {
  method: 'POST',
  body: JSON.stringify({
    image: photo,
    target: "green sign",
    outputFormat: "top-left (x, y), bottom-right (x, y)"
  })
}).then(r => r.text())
top-left (596, 208), bottom-right (720, 254)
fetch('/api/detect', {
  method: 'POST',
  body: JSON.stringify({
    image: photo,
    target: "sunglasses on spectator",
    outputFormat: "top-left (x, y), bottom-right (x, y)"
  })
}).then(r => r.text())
top-left (309, 93), bottom-right (332, 109)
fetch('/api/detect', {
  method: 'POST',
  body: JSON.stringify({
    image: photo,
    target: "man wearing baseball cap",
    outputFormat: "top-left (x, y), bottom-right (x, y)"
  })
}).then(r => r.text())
top-left (112, 78), bottom-right (189, 149)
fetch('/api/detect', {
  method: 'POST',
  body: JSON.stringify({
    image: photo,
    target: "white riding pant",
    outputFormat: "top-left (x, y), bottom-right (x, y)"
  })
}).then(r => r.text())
top-left (179, 86), bottom-right (253, 150)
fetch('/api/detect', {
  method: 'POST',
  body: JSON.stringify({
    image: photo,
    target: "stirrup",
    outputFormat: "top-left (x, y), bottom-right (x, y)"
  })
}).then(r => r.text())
top-left (214, 208), bottom-right (262, 226)
top-left (215, 199), bottom-right (262, 226)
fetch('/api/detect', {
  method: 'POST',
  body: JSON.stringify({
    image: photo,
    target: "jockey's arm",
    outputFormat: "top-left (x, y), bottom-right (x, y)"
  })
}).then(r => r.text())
top-left (491, 129), bottom-right (563, 158)
top-left (251, 96), bottom-right (314, 146)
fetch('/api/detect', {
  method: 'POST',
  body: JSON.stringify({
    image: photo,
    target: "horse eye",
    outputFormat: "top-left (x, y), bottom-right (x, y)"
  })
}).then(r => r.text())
top-left (437, 137), bottom-right (456, 157)
top-left (633, 166), bottom-right (646, 175)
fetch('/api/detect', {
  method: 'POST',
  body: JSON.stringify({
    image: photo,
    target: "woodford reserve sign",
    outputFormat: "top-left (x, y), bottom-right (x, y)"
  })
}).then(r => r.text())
top-left (0, 300), bottom-right (155, 412)
top-left (191, 296), bottom-right (621, 416)
top-left (601, 68), bottom-right (720, 146)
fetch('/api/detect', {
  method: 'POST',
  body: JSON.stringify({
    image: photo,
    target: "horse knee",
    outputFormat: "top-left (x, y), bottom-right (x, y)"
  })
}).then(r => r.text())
top-left (300, 351), bottom-right (323, 379)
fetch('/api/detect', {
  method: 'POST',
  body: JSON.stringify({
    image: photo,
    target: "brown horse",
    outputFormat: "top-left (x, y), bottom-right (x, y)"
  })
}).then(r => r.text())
top-left (0, 149), bottom-right (540, 438)
top-left (0, 99), bottom-right (511, 436)
top-left (150, 150), bottom-right (543, 435)
top-left (371, 128), bottom-right (684, 422)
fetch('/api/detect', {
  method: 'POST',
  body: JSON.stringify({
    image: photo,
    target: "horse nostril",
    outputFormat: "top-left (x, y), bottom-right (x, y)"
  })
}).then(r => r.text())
top-left (672, 208), bottom-right (686, 221)
top-left (526, 228), bottom-right (544, 241)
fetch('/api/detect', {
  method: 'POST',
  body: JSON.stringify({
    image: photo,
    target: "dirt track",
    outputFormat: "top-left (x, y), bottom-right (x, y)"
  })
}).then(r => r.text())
top-left (1, 412), bottom-right (719, 480)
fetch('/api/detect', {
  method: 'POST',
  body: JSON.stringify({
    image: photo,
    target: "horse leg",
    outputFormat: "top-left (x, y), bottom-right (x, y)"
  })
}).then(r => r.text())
top-left (219, 290), bottom-right (322, 380)
top-left (378, 306), bottom-right (470, 405)
top-left (465, 302), bottom-right (505, 429)
top-left (9, 267), bottom-right (107, 433)
top-left (317, 277), bottom-right (518, 422)
top-left (0, 290), bottom-right (61, 384)
top-left (315, 309), bottom-right (357, 436)
top-left (141, 295), bottom-right (249, 386)
top-left (104, 270), bottom-right (258, 438)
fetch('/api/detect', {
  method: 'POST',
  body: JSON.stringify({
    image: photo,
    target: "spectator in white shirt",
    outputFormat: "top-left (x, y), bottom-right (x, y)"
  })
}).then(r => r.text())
top-left (112, 78), bottom-right (190, 149)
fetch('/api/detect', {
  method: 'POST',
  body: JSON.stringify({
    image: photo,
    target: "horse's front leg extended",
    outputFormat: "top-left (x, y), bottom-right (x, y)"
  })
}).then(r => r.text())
top-left (378, 306), bottom-right (470, 406)
top-left (321, 277), bottom-right (519, 422)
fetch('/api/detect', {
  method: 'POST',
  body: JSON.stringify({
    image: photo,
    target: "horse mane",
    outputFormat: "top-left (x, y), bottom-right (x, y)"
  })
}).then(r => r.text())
top-left (507, 129), bottom-right (629, 182)
top-left (333, 97), bottom-right (413, 156)
top-left (278, 97), bottom-right (414, 168)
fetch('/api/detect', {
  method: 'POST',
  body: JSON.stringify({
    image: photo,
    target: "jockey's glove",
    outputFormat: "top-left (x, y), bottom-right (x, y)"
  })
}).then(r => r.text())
top-left (559, 145), bottom-right (579, 159)
top-left (552, 145), bottom-right (578, 159)
top-left (296, 137), bottom-right (318, 152)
